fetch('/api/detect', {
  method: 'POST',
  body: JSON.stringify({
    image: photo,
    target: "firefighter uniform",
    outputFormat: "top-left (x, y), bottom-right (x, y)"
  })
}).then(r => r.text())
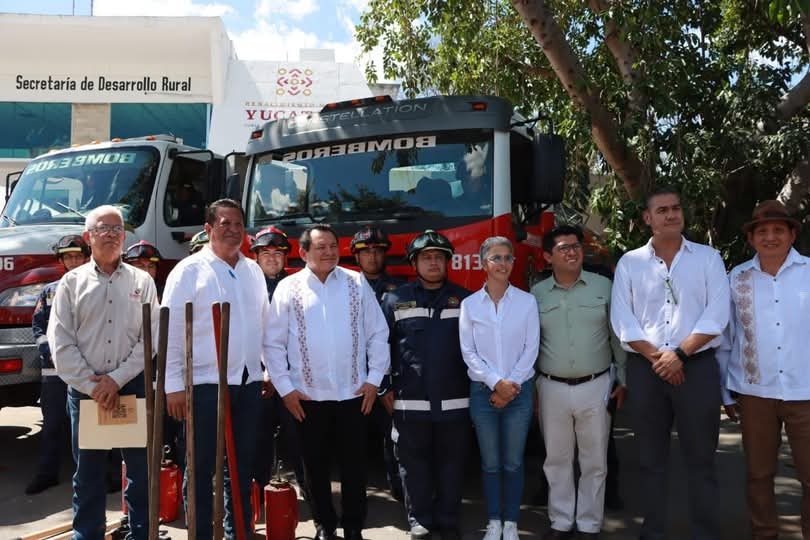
top-left (382, 231), bottom-right (471, 537)
top-left (29, 281), bottom-right (70, 490)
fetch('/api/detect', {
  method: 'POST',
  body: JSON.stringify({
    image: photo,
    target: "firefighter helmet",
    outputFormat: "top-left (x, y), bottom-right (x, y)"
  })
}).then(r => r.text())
top-left (123, 240), bottom-right (162, 262)
top-left (250, 226), bottom-right (291, 253)
top-left (406, 229), bottom-right (454, 261)
top-left (189, 230), bottom-right (209, 254)
top-left (53, 234), bottom-right (91, 259)
top-left (350, 225), bottom-right (391, 254)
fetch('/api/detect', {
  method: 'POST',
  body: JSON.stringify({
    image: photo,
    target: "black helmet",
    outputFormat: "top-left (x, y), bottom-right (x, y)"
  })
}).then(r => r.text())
top-left (350, 225), bottom-right (391, 254)
top-left (53, 234), bottom-right (90, 258)
top-left (123, 241), bottom-right (162, 262)
top-left (189, 230), bottom-right (209, 254)
top-left (251, 226), bottom-right (291, 253)
top-left (406, 229), bottom-right (454, 261)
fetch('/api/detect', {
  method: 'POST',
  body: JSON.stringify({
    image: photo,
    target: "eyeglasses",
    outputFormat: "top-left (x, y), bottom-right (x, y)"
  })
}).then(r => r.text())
top-left (92, 224), bottom-right (124, 236)
top-left (487, 254), bottom-right (515, 264)
top-left (664, 277), bottom-right (678, 305)
top-left (555, 242), bottom-right (583, 254)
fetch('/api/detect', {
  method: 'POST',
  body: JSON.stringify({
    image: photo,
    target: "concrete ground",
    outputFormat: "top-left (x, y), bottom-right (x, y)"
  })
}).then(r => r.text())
top-left (0, 405), bottom-right (803, 539)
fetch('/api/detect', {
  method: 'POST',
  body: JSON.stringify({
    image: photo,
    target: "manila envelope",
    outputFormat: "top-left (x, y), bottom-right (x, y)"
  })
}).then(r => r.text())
top-left (78, 396), bottom-right (148, 449)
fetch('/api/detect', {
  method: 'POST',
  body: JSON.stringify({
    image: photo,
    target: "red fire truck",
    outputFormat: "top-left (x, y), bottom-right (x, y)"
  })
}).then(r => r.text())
top-left (240, 95), bottom-right (565, 288)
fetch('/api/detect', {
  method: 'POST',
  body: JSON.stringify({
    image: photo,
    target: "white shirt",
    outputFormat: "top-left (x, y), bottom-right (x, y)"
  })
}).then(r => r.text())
top-left (162, 246), bottom-right (269, 393)
top-left (266, 265), bottom-right (390, 401)
top-left (49, 260), bottom-right (159, 395)
top-left (716, 248), bottom-right (810, 402)
top-left (459, 284), bottom-right (539, 389)
top-left (610, 237), bottom-right (730, 352)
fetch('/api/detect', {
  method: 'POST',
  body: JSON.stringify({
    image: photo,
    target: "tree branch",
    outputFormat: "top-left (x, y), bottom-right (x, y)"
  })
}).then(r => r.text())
top-left (587, 0), bottom-right (646, 113)
top-left (777, 158), bottom-right (810, 213)
top-left (510, 0), bottom-right (644, 197)
top-left (777, 13), bottom-right (810, 119)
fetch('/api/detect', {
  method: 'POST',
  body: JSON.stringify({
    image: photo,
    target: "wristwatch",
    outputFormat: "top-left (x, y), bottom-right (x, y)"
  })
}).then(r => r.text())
top-left (674, 347), bottom-right (690, 362)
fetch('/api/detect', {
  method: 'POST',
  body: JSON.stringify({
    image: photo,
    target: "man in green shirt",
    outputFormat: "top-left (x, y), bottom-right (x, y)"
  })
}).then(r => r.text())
top-left (531, 225), bottom-right (626, 540)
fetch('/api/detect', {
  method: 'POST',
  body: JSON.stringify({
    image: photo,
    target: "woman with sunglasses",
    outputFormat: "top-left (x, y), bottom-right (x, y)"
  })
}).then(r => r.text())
top-left (459, 237), bottom-right (540, 540)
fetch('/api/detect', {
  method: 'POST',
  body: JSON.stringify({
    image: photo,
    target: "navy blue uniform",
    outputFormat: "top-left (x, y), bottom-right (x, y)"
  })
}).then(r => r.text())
top-left (382, 279), bottom-right (472, 532)
top-left (366, 273), bottom-right (406, 501)
top-left (32, 281), bottom-right (70, 483)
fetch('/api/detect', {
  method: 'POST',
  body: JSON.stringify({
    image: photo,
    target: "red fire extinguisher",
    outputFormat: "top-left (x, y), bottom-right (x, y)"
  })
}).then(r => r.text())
top-left (121, 446), bottom-right (182, 523)
top-left (264, 428), bottom-right (299, 540)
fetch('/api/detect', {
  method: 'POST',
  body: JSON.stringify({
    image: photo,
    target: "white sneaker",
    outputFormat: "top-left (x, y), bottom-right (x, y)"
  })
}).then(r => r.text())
top-left (502, 521), bottom-right (519, 540)
top-left (483, 519), bottom-right (502, 540)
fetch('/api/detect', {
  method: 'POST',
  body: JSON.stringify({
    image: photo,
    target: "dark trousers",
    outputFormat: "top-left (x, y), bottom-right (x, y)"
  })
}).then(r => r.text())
top-left (253, 392), bottom-right (305, 489)
top-left (738, 394), bottom-right (810, 539)
top-left (370, 399), bottom-right (402, 497)
top-left (297, 397), bottom-right (369, 532)
top-left (68, 375), bottom-right (148, 540)
top-left (37, 376), bottom-right (70, 480)
top-left (184, 382), bottom-right (261, 540)
top-left (393, 416), bottom-right (470, 531)
top-left (627, 351), bottom-right (721, 540)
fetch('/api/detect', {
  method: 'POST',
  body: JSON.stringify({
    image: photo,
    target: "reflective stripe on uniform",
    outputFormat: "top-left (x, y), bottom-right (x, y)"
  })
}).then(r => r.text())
top-left (41, 368), bottom-right (57, 376)
top-left (393, 397), bottom-right (470, 411)
top-left (394, 307), bottom-right (431, 321)
top-left (36, 335), bottom-right (49, 345)
top-left (439, 309), bottom-right (460, 319)
top-left (441, 398), bottom-right (469, 410)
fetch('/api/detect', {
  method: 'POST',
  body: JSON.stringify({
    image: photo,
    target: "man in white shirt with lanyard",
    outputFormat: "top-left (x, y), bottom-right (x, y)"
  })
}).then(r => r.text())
top-left (163, 199), bottom-right (269, 539)
top-left (610, 187), bottom-right (730, 540)
top-left (717, 200), bottom-right (810, 540)
top-left (266, 224), bottom-right (390, 540)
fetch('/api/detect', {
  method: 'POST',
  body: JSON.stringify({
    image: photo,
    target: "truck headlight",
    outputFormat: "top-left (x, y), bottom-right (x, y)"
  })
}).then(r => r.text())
top-left (0, 282), bottom-right (48, 307)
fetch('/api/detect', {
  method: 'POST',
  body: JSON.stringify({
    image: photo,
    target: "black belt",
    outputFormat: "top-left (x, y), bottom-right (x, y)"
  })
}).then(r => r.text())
top-left (540, 367), bottom-right (610, 386)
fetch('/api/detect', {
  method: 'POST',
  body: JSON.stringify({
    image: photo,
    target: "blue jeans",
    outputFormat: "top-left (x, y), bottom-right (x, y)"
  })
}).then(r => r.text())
top-left (68, 375), bottom-right (148, 540)
top-left (469, 379), bottom-right (534, 522)
top-left (183, 382), bottom-right (261, 540)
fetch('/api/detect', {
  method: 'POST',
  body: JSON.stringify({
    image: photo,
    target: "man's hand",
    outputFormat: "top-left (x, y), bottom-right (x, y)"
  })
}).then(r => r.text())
top-left (494, 379), bottom-right (520, 402)
top-left (282, 390), bottom-right (311, 422)
top-left (355, 383), bottom-right (379, 416)
top-left (166, 391), bottom-right (187, 421)
top-left (652, 350), bottom-right (685, 385)
top-left (89, 374), bottom-right (120, 410)
top-left (610, 385), bottom-right (627, 409)
top-left (723, 403), bottom-right (740, 423)
top-left (261, 380), bottom-right (276, 400)
top-left (380, 391), bottom-right (395, 416)
top-left (490, 392), bottom-right (509, 409)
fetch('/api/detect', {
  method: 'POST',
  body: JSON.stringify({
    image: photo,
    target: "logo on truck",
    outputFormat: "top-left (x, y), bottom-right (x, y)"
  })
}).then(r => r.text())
top-left (25, 152), bottom-right (138, 173)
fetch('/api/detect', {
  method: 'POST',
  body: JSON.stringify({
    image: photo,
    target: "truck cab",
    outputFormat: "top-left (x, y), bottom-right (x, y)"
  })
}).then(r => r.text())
top-left (0, 135), bottom-right (230, 409)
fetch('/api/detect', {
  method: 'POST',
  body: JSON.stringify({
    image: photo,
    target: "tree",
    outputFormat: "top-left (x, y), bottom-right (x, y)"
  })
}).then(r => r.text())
top-left (356, 0), bottom-right (810, 262)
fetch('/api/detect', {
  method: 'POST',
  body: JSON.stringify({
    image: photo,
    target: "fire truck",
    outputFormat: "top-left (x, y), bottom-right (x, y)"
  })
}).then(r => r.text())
top-left (0, 135), bottom-right (234, 409)
top-left (241, 95), bottom-right (565, 289)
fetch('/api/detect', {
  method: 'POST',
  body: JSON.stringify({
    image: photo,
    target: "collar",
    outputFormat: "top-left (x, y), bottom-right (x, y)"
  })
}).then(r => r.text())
top-left (300, 264), bottom-right (341, 284)
top-left (749, 247), bottom-right (805, 274)
top-left (92, 257), bottom-right (123, 276)
top-left (644, 236), bottom-right (693, 259)
top-left (200, 245), bottom-right (245, 270)
top-left (478, 282), bottom-right (514, 303)
top-left (542, 271), bottom-right (587, 292)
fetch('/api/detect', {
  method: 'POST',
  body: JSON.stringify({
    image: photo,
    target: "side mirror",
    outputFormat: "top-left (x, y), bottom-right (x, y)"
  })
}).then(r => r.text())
top-left (225, 173), bottom-right (242, 201)
top-left (531, 133), bottom-right (565, 204)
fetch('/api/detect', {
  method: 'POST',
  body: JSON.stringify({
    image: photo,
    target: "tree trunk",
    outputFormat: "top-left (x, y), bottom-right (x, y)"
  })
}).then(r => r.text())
top-left (510, 0), bottom-right (645, 198)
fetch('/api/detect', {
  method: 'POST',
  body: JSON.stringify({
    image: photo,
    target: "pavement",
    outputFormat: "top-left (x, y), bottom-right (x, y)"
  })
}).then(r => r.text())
top-left (0, 405), bottom-right (804, 539)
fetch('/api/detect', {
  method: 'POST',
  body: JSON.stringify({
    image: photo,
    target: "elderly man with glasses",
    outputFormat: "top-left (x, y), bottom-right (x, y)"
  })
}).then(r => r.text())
top-left (531, 225), bottom-right (626, 540)
top-left (48, 205), bottom-right (159, 540)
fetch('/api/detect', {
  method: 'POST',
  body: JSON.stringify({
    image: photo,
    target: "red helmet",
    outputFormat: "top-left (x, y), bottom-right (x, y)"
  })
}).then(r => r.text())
top-left (123, 240), bottom-right (162, 262)
top-left (250, 226), bottom-right (291, 252)
top-left (53, 234), bottom-right (91, 258)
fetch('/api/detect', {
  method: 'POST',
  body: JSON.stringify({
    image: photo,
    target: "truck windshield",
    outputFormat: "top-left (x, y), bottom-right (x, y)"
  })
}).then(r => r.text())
top-left (246, 130), bottom-right (493, 227)
top-left (1, 147), bottom-right (159, 228)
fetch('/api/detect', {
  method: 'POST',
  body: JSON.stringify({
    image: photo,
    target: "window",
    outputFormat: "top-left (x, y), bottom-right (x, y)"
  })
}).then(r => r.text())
top-left (111, 104), bottom-right (207, 148)
top-left (0, 103), bottom-right (71, 158)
